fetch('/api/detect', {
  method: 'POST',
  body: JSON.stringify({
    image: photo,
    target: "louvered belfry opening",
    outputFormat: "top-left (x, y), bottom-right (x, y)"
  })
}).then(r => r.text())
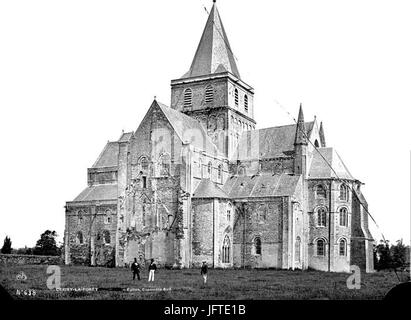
top-left (183, 88), bottom-right (192, 107)
top-left (205, 85), bottom-right (213, 103)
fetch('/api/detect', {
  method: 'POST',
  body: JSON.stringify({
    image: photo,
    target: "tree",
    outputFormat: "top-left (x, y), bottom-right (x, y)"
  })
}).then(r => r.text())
top-left (33, 230), bottom-right (60, 256)
top-left (1, 236), bottom-right (12, 254)
top-left (15, 246), bottom-right (33, 255)
top-left (391, 239), bottom-right (407, 269)
top-left (374, 240), bottom-right (392, 271)
top-left (374, 239), bottom-right (410, 271)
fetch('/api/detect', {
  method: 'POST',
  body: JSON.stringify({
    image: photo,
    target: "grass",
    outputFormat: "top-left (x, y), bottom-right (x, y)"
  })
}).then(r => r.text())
top-left (0, 264), bottom-right (405, 300)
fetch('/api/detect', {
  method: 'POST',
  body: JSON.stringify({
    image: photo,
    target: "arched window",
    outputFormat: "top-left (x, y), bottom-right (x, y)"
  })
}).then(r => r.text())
top-left (76, 231), bottom-right (83, 244)
top-left (103, 230), bottom-right (111, 244)
top-left (222, 236), bottom-right (230, 263)
top-left (244, 95), bottom-right (248, 112)
top-left (139, 156), bottom-right (149, 171)
top-left (227, 204), bottom-right (232, 221)
top-left (183, 88), bottom-right (192, 107)
top-left (340, 184), bottom-right (348, 201)
top-left (238, 166), bottom-right (246, 176)
top-left (217, 164), bottom-right (222, 180)
top-left (159, 153), bottom-right (171, 175)
top-left (339, 238), bottom-right (347, 256)
top-left (207, 162), bottom-right (212, 177)
top-left (314, 139), bottom-right (320, 148)
top-left (234, 88), bottom-right (239, 107)
top-left (205, 85), bottom-right (213, 103)
top-left (104, 210), bottom-right (111, 224)
top-left (339, 207), bottom-right (348, 227)
top-left (317, 207), bottom-right (327, 227)
top-left (317, 239), bottom-right (325, 256)
top-left (295, 236), bottom-right (301, 263)
top-left (77, 210), bottom-right (84, 224)
top-left (316, 184), bottom-right (326, 198)
top-left (254, 237), bottom-right (262, 255)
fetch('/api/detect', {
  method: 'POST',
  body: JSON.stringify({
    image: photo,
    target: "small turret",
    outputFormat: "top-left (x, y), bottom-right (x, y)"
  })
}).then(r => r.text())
top-left (294, 104), bottom-right (308, 146)
top-left (319, 121), bottom-right (326, 147)
top-left (294, 104), bottom-right (307, 175)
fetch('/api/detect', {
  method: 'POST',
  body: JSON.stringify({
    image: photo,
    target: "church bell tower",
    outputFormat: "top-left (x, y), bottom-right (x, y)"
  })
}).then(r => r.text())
top-left (170, 0), bottom-right (256, 157)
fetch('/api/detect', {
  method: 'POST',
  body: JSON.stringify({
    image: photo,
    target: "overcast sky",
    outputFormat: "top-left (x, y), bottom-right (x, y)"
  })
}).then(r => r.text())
top-left (0, 0), bottom-right (410, 248)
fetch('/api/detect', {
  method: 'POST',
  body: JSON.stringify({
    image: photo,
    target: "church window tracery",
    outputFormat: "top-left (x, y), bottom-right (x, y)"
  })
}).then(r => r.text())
top-left (316, 238), bottom-right (325, 256)
top-left (222, 235), bottom-right (230, 263)
top-left (317, 207), bottom-right (327, 227)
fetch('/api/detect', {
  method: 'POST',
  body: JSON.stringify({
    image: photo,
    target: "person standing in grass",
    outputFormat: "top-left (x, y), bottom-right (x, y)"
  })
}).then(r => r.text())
top-left (131, 258), bottom-right (141, 281)
top-left (201, 261), bottom-right (208, 285)
top-left (148, 258), bottom-right (157, 282)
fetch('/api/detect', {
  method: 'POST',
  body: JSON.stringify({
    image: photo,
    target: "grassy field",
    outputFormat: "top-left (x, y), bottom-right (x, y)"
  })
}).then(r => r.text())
top-left (0, 264), bottom-right (406, 300)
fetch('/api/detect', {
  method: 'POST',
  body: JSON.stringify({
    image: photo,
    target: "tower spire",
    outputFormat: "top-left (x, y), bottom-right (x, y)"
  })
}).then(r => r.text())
top-left (181, 0), bottom-right (240, 79)
top-left (294, 103), bottom-right (308, 145)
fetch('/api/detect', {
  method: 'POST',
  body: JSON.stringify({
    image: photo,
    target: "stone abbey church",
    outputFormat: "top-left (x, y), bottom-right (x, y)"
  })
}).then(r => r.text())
top-left (64, 2), bottom-right (374, 272)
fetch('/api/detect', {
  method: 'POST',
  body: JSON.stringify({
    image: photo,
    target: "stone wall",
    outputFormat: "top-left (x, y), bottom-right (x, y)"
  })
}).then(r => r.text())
top-left (118, 104), bottom-right (184, 267)
top-left (65, 203), bottom-right (117, 266)
top-left (0, 254), bottom-right (62, 265)
top-left (171, 78), bottom-right (227, 113)
top-left (233, 198), bottom-right (285, 268)
top-left (307, 179), bottom-right (353, 272)
top-left (191, 199), bottom-right (214, 265)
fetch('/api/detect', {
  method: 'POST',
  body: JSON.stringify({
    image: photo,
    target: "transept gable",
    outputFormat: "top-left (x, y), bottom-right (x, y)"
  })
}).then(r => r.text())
top-left (308, 147), bottom-right (354, 180)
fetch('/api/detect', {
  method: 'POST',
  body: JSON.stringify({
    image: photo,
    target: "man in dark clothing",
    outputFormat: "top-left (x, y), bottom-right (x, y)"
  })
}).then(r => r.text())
top-left (148, 258), bottom-right (157, 282)
top-left (131, 258), bottom-right (141, 280)
top-left (201, 261), bottom-right (208, 284)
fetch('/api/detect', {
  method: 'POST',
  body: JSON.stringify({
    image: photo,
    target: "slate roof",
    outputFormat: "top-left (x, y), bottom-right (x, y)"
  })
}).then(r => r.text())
top-left (181, 3), bottom-right (240, 79)
top-left (308, 147), bottom-right (354, 180)
top-left (232, 122), bottom-right (314, 161)
top-left (118, 131), bottom-right (133, 142)
top-left (72, 184), bottom-right (118, 202)
top-left (91, 131), bottom-right (133, 168)
top-left (192, 179), bottom-right (228, 199)
top-left (156, 101), bottom-right (221, 156)
top-left (223, 173), bottom-right (301, 199)
top-left (92, 142), bottom-right (120, 168)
